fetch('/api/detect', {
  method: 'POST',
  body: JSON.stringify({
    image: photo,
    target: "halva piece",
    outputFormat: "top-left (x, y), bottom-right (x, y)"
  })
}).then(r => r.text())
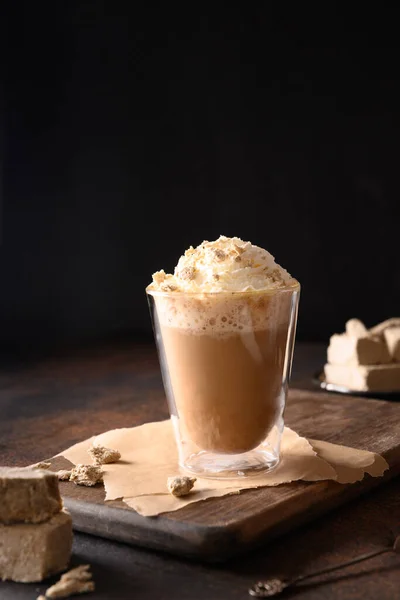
top-left (324, 363), bottom-right (400, 392)
top-left (0, 509), bottom-right (72, 582)
top-left (383, 326), bottom-right (400, 362)
top-left (345, 318), bottom-right (368, 338)
top-left (370, 318), bottom-right (400, 336)
top-left (327, 318), bottom-right (390, 366)
top-left (0, 467), bottom-right (62, 524)
top-left (327, 333), bottom-right (390, 366)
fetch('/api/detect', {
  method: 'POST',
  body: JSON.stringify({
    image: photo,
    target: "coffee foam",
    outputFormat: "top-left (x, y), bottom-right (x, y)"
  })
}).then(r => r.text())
top-left (154, 291), bottom-right (294, 337)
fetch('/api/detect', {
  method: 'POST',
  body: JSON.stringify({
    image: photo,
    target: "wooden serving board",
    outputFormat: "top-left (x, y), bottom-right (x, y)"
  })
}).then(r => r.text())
top-left (49, 389), bottom-right (400, 562)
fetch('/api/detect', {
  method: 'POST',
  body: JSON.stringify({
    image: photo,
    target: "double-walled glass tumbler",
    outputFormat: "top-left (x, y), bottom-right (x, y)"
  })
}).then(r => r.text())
top-left (147, 282), bottom-right (300, 478)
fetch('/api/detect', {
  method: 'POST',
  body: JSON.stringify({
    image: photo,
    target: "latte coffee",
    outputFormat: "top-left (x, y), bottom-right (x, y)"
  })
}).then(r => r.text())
top-left (147, 236), bottom-right (300, 477)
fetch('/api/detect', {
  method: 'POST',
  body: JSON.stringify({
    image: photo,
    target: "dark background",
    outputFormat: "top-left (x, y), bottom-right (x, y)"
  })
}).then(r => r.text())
top-left (2, 4), bottom-right (400, 355)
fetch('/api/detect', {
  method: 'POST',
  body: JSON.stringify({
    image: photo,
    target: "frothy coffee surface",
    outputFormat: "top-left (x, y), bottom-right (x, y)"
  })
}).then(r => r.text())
top-left (147, 235), bottom-right (294, 294)
top-left (153, 292), bottom-right (290, 336)
top-left (147, 235), bottom-right (297, 336)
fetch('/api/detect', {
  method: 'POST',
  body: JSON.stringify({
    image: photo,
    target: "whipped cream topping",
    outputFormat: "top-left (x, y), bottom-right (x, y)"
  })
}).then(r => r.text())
top-left (148, 236), bottom-right (294, 293)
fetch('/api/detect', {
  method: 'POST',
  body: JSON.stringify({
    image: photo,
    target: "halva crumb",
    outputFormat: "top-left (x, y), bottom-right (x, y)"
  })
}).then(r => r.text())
top-left (213, 248), bottom-right (226, 261)
top-left (167, 476), bottom-right (197, 497)
top-left (31, 462), bottom-right (52, 470)
top-left (88, 444), bottom-right (121, 466)
top-left (57, 470), bottom-right (72, 481)
top-left (69, 465), bottom-right (103, 487)
top-left (152, 270), bottom-right (166, 285)
top-left (38, 564), bottom-right (94, 598)
top-left (233, 243), bottom-right (245, 255)
top-left (160, 283), bottom-right (178, 292)
top-left (179, 266), bottom-right (196, 281)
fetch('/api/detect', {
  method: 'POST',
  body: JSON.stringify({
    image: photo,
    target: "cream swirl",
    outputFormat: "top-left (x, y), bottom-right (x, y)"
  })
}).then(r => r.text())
top-left (147, 236), bottom-right (295, 293)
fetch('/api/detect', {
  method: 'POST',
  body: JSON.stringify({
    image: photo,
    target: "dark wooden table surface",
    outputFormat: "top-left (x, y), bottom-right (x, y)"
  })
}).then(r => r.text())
top-left (0, 341), bottom-right (399, 600)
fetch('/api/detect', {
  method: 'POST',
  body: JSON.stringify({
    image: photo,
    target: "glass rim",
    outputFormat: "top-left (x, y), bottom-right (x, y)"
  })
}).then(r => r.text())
top-left (146, 279), bottom-right (300, 298)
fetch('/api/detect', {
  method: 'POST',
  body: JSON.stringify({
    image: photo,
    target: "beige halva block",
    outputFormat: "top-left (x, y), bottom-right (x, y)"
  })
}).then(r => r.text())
top-left (0, 467), bottom-right (62, 524)
top-left (327, 318), bottom-right (390, 366)
top-left (324, 362), bottom-right (400, 392)
top-left (327, 333), bottom-right (390, 366)
top-left (345, 318), bottom-right (368, 338)
top-left (383, 326), bottom-right (400, 362)
top-left (370, 318), bottom-right (400, 336)
top-left (0, 509), bottom-right (72, 582)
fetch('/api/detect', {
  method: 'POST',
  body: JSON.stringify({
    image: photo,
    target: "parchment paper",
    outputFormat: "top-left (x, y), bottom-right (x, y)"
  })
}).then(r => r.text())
top-left (56, 420), bottom-right (388, 516)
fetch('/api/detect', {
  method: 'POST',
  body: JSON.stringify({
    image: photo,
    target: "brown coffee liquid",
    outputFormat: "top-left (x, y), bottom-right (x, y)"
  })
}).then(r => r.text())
top-left (160, 324), bottom-right (289, 454)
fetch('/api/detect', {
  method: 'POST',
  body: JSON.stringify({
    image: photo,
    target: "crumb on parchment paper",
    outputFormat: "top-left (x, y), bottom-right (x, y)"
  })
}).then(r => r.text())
top-left (69, 465), bottom-right (103, 487)
top-left (167, 476), bottom-right (197, 497)
top-left (88, 444), bottom-right (121, 466)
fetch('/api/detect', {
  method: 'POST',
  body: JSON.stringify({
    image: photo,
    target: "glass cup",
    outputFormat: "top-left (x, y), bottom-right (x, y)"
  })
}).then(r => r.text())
top-left (147, 282), bottom-right (300, 479)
